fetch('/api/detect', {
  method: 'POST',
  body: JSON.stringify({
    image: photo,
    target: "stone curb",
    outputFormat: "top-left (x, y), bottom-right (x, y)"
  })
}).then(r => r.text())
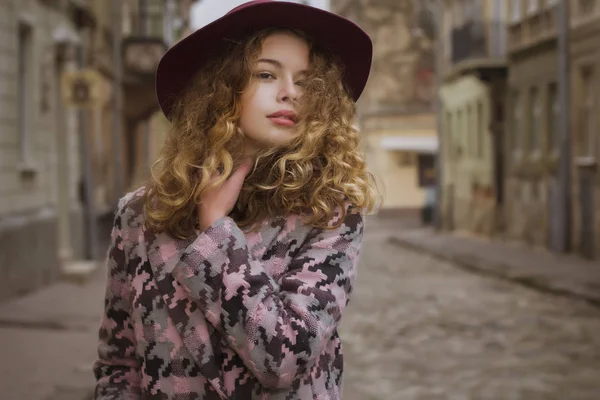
top-left (388, 236), bottom-right (600, 308)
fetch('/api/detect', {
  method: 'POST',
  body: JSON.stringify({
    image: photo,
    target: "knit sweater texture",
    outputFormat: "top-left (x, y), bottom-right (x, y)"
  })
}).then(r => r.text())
top-left (93, 187), bottom-right (365, 399)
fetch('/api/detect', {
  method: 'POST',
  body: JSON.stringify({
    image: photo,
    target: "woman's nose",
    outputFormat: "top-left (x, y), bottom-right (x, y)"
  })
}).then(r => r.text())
top-left (277, 77), bottom-right (299, 103)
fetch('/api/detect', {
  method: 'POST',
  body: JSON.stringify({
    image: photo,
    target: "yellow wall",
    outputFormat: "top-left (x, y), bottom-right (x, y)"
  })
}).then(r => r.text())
top-left (367, 129), bottom-right (436, 210)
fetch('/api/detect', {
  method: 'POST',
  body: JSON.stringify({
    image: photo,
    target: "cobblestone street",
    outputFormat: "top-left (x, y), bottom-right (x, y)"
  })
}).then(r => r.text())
top-left (340, 222), bottom-right (600, 400)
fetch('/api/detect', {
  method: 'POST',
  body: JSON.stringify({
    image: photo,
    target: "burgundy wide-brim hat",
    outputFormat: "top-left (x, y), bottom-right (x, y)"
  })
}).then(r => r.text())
top-left (155, 0), bottom-right (373, 120)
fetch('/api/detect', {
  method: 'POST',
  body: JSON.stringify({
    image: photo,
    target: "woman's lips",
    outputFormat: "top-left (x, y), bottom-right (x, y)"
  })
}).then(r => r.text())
top-left (268, 116), bottom-right (296, 127)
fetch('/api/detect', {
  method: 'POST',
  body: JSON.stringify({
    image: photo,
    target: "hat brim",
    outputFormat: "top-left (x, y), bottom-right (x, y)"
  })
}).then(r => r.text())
top-left (155, 1), bottom-right (373, 120)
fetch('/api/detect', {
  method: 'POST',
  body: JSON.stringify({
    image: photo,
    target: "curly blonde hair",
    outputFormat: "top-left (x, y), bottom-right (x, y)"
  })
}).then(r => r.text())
top-left (145, 28), bottom-right (381, 239)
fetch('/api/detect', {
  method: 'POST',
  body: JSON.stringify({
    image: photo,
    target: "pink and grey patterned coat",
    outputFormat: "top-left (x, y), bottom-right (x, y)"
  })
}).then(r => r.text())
top-left (93, 187), bottom-right (365, 399)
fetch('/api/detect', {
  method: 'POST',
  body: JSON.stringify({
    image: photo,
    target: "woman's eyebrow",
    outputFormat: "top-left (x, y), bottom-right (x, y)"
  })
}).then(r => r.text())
top-left (257, 58), bottom-right (283, 68)
top-left (257, 58), bottom-right (308, 75)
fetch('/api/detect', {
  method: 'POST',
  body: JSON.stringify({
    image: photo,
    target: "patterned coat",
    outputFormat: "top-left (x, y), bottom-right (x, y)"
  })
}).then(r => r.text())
top-left (93, 188), bottom-right (365, 399)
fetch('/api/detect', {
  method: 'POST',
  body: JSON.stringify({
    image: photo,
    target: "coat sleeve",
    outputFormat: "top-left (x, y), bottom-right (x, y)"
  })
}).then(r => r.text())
top-left (93, 202), bottom-right (141, 399)
top-left (171, 205), bottom-right (364, 390)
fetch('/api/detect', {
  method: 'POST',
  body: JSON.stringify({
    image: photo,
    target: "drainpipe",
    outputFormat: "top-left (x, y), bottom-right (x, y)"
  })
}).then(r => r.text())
top-left (78, 29), bottom-right (99, 261)
top-left (433, 1), bottom-right (444, 230)
top-left (554, 0), bottom-right (572, 252)
top-left (112, 0), bottom-right (123, 204)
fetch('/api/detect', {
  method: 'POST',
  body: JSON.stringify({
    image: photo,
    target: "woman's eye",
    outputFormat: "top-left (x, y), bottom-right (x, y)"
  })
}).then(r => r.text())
top-left (295, 80), bottom-right (306, 88)
top-left (256, 72), bottom-right (274, 80)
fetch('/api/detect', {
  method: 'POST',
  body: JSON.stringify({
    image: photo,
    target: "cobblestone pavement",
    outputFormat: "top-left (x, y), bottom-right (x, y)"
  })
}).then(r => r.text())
top-left (340, 223), bottom-right (600, 400)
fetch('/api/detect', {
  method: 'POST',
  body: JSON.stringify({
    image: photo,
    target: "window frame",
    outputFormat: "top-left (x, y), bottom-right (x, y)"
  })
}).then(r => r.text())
top-left (511, 0), bottom-right (523, 22)
top-left (17, 18), bottom-right (35, 171)
top-left (547, 82), bottom-right (559, 152)
top-left (530, 86), bottom-right (542, 152)
top-left (580, 66), bottom-right (596, 157)
top-left (511, 91), bottom-right (523, 152)
top-left (527, 0), bottom-right (540, 14)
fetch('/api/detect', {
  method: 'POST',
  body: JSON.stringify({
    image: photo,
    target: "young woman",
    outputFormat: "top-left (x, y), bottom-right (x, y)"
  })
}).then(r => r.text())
top-left (93, 1), bottom-right (379, 398)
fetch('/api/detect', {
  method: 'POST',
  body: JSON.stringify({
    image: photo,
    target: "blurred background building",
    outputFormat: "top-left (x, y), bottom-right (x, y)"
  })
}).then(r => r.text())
top-left (2, 3), bottom-right (600, 399)
top-left (332, 0), bottom-right (438, 220)
top-left (435, 0), bottom-right (600, 262)
top-left (1, 0), bottom-right (600, 302)
top-left (438, 0), bottom-right (508, 236)
top-left (0, 0), bottom-right (197, 302)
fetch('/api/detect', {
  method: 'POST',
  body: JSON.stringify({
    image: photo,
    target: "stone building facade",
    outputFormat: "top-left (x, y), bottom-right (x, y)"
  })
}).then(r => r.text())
top-left (124, 0), bottom-right (199, 192)
top-left (439, 0), bottom-right (508, 236)
top-left (569, 0), bottom-right (600, 259)
top-left (331, 0), bottom-right (438, 217)
top-left (148, 0), bottom-right (199, 173)
top-left (0, 0), bottom-right (197, 302)
top-left (0, 0), bottom-right (91, 301)
top-left (504, 0), bottom-right (600, 260)
top-left (504, 0), bottom-right (562, 249)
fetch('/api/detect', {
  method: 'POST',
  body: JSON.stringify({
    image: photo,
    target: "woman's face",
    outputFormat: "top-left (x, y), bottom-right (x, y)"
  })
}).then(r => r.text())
top-left (239, 32), bottom-right (310, 156)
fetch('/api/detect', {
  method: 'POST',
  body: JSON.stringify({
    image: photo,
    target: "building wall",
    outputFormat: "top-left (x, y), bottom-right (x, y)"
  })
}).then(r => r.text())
top-left (122, 0), bottom-right (197, 195)
top-left (0, 0), bottom-right (85, 300)
top-left (570, 12), bottom-right (600, 259)
top-left (505, 45), bottom-right (558, 248)
top-left (365, 119), bottom-right (435, 212)
top-left (90, 0), bottom-right (123, 212)
top-left (437, 0), bottom-right (509, 235)
top-left (146, 0), bottom-right (198, 184)
top-left (332, 0), bottom-right (437, 214)
top-left (440, 75), bottom-right (496, 235)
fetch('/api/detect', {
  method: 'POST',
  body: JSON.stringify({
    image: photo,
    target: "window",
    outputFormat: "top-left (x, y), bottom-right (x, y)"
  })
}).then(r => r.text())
top-left (580, 66), bottom-right (596, 156)
top-left (578, 0), bottom-right (598, 15)
top-left (492, 0), bottom-right (507, 57)
top-left (18, 21), bottom-right (33, 167)
top-left (446, 112), bottom-right (453, 161)
top-left (453, 0), bottom-right (464, 27)
top-left (477, 101), bottom-right (484, 158)
top-left (530, 87), bottom-right (541, 151)
top-left (511, 0), bottom-right (522, 22)
top-left (467, 105), bottom-right (473, 156)
top-left (512, 92), bottom-right (522, 151)
top-left (398, 152), bottom-right (415, 167)
top-left (472, 1), bottom-right (483, 21)
top-left (547, 83), bottom-right (559, 151)
top-left (527, 0), bottom-right (540, 14)
top-left (417, 154), bottom-right (436, 187)
top-left (443, 10), bottom-right (452, 59)
top-left (493, 0), bottom-right (506, 21)
top-left (464, 0), bottom-right (475, 22)
top-left (122, 2), bottom-right (132, 36)
top-left (457, 109), bottom-right (464, 156)
top-left (140, 0), bottom-right (164, 36)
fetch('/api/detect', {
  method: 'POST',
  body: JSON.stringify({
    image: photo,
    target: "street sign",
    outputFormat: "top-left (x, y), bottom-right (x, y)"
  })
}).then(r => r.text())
top-left (61, 69), bottom-right (109, 108)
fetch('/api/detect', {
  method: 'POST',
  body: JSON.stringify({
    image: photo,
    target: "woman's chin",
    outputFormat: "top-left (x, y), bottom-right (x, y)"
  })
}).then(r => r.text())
top-left (244, 136), bottom-right (295, 155)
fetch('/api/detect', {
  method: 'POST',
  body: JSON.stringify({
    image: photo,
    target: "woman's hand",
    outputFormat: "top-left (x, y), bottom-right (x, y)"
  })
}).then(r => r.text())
top-left (197, 160), bottom-right (253, 231)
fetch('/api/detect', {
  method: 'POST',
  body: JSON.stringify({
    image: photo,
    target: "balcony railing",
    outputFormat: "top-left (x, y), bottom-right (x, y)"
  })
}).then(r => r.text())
top-left (576, 0), bottom-right (598, 15)
top-left (572, 0), bottom-right (600, 25)
top-left (450, 20), bottom-right (506, 66)
top-left (507, 6), bottom-right (557, 53)
top-left (128, 13), bottom-right (165, 41)
top-left (122, 11), bottom-right (168, 78)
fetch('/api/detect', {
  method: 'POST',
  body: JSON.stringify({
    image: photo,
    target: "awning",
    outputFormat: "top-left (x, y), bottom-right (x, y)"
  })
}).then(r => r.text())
top-left (379, 136), bottom-right (438, 153)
